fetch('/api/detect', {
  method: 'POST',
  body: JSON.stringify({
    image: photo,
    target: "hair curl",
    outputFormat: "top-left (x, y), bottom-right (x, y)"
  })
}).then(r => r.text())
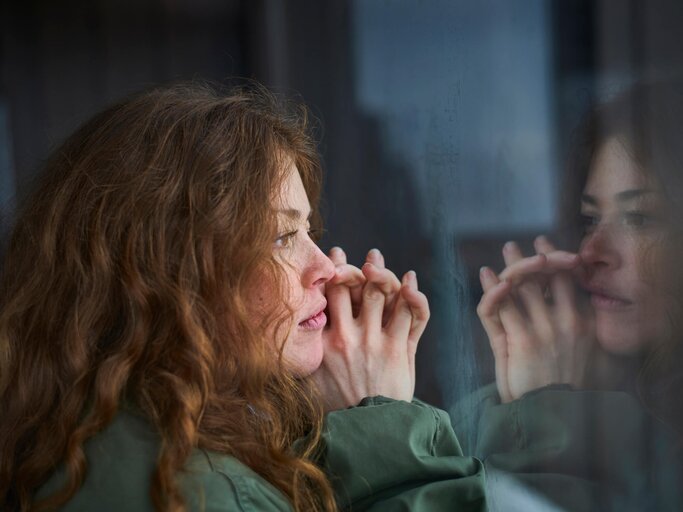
top-left (0, 82), bottom-right (336, 511)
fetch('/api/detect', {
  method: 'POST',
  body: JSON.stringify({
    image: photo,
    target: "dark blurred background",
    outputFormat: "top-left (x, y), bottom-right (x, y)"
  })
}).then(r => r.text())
top-left (2, 0), bottom-right (683, 408)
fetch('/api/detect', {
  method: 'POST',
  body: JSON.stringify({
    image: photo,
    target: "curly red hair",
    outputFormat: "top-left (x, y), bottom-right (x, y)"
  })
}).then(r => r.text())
top-left (0, 82), bottom-right (336, 511)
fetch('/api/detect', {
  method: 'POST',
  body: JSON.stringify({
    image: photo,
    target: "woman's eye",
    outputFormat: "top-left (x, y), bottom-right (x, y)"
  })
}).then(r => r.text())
top-left (579, 213), bottom-right (600, 233)
top-left (274, 231), bottom-right (297, 248)
top-left (621, 212), bottom-right (651, 228)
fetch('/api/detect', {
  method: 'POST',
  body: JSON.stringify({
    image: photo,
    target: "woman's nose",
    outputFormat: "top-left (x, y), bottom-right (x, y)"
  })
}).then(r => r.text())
top-left (579, 224), bottom-right (622, 269)
top-left (302, 243), bottom-right (336, 288)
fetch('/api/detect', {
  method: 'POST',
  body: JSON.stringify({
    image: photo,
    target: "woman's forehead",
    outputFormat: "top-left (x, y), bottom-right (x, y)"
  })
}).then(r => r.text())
top-left (584, 138), bottom-right (656, 198)
top-left (274, 162), bottom-right (311, 217)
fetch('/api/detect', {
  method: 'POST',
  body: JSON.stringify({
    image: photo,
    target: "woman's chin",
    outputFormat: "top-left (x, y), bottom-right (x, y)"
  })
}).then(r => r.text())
top-left (283, 332), bottom-right (324, 377)
top-left (596, 319), bottom-right (650, 356)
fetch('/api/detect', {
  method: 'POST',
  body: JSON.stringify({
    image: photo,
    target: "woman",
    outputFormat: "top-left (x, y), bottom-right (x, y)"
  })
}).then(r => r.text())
top-left (469, 82), bottom-right (683, 510)
top-left (0, 83), bottom-right (485, 511)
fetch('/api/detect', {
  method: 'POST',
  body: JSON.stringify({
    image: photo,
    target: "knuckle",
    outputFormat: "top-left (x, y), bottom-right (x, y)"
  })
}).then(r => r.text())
top-left (363, 285), bottom-right (383, 302)
top-left (387, 270), bottom-right (401, 286)
top-left (518, 281), bottom-right (538, 297)
top-left (416, 291), bottom-right (429, 306)
top-left (371, 269), bottom-right (391, 286)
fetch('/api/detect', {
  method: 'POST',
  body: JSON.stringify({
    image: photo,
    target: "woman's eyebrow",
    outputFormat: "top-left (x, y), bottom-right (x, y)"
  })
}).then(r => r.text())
top-left (615, 189), bottom-right (656, 202)
top-left (581, 189), bottom-right (657, 205)
top-left (277, 208), bottom-right (313, 220)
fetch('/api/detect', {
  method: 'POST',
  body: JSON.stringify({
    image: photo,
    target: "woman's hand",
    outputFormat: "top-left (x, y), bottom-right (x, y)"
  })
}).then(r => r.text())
top-left (476, 236), bottom-right (594, 403)
top-left (312, 247), bottom-right (430, 412)
top-left (326, 248), bottom-right (400, 324)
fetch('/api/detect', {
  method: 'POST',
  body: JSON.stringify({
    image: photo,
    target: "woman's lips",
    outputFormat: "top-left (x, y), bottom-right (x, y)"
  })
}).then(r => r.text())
top-left (298, 304), bottom-right (327, 331)
top-left (585, 287), bottom-right (633, 310)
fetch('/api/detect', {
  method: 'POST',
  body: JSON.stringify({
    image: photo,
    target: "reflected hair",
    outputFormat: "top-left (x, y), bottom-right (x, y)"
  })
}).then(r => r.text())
top-left (0, 82), bottom-right (335, 511)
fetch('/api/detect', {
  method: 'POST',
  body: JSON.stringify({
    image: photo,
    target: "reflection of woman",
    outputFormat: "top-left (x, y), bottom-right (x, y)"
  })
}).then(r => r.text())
top-left (469, 82), bottom-right (683, 510)
top-left (0, 84), bottom-right (485, 511)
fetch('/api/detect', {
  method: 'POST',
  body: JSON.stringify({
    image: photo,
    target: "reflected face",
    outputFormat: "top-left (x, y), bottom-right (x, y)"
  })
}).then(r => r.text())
top-left (251, 161), bottom-right (335, 376)
top-left (579, 137), bottom-right (671, 355)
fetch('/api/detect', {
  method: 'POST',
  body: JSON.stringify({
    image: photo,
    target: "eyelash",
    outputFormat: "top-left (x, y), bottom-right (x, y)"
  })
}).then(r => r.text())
top-left (274, 228), bottom-right (324, 248)
top-left (622, 212), bottom-right (650, 227)
top-left (274, 230), bottom-right (298, 248)
top-left (579, 213), bottom-right (599, 232)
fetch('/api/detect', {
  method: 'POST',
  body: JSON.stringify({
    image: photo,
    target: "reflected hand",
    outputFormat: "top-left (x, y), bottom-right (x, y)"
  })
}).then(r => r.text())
top-left (476, 237), bottom-right (594, 403)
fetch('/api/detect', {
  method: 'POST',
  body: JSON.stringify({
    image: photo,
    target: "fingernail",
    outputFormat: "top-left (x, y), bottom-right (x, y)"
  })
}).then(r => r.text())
top-left (330, 246), bottom-right (344, 255)
top-left (407, 270), bottom-right (417, 286)
top-left (503, 241), bottom-right (515, 252)
top-left (480, 266), bottom-right (492, 280)
top-left (369, 248), bottom-right (381, 257)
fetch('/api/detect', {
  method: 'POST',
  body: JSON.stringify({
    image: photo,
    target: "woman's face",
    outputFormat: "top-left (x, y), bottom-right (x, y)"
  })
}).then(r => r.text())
top-left (251, 161), bottom-right (335, 376)
top-left (579, 137), bottom-right (671, 355)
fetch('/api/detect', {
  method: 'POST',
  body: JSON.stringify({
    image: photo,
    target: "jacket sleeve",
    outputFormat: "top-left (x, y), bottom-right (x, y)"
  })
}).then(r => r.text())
top-left (318, 396), bottom-right (487, 511)
top-left (454, 385), bottom-right (683, 511)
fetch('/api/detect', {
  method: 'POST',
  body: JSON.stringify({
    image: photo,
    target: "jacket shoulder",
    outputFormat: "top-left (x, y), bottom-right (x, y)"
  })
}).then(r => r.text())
top-left (183, 450), bottom-right (293, 512)
top-left (36, 410), bottom-right (292, 512)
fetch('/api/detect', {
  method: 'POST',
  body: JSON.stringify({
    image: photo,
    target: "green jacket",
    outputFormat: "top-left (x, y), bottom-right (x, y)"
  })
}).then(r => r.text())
top-left (452, 384), bottom-right (683, 511)
top-left (38, 397), bottom-right (486, 511)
